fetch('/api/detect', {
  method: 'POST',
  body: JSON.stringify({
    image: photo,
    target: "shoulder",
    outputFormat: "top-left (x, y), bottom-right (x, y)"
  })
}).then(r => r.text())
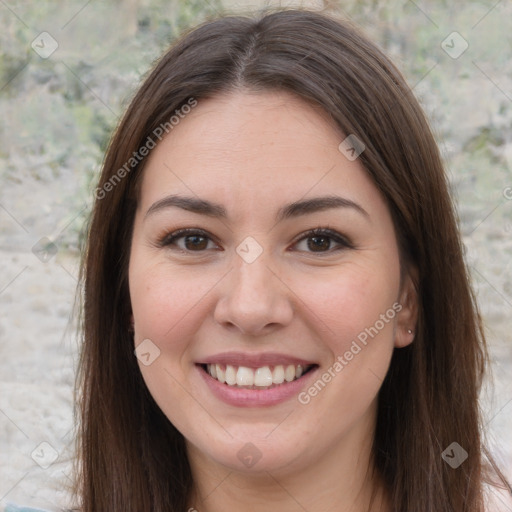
top-left (3, 504), bottom-right (79, 512)
top-left (3, 502), bottom-right (79, 512)
top-left (4, 506), bottom-right (56, 512)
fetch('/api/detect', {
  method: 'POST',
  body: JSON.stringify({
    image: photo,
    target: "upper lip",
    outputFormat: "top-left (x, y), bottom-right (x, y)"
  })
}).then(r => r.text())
top-left (197, 352), bottom-right (317, 368)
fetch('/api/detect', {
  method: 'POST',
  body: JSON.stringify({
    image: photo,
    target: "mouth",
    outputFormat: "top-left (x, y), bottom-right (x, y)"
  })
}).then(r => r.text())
top-left (199, 363), bottom-right (317, 390)
top-left (196, 352), bottom-right (319, 407)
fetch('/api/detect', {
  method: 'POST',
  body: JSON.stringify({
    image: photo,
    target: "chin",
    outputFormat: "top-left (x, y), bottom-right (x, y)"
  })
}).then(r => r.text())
top-left (187, 427), bottom-right (311, 475)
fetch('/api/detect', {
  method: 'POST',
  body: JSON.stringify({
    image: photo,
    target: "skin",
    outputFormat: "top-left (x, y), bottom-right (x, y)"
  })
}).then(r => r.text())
top-left (128, 89), bottom-right (418, 512)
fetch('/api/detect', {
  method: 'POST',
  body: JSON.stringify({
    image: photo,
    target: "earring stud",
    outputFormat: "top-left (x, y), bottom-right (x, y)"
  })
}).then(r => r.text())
top-left (407, 329), bottom-right (413, 334)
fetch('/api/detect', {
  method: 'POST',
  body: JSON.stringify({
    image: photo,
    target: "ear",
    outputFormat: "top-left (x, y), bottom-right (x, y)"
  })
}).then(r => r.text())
top-left (394, 266), bottom-right (419, 348)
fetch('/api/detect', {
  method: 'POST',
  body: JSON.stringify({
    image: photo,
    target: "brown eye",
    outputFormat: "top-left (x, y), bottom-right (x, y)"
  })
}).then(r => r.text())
top-left (159, 229), bottom-right (220, 252)
top-left (307, 235), bottom-right (332, 252)
top-left (182, 234), bottom-right (209, 251)
top-left (293, 228), bottom-right (353, 254)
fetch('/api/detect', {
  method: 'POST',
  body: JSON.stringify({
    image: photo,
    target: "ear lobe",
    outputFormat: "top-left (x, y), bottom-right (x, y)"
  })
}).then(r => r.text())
top-left (394, 268), bottom-right (419, 348)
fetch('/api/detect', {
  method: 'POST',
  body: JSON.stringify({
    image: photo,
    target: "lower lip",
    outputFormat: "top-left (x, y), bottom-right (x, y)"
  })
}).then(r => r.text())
top-left (197, 365), bottom-right (318, 407)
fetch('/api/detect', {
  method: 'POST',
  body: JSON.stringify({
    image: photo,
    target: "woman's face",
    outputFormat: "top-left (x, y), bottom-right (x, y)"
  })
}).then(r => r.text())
top-left (128, 90), bottom-right (416, 476)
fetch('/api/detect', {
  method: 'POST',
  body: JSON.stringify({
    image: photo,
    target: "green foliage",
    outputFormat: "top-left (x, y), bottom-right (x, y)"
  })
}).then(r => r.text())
top-left (0, 0), bottom-right (510, 252)
top-left (0, 0), bottom-right (222, 252)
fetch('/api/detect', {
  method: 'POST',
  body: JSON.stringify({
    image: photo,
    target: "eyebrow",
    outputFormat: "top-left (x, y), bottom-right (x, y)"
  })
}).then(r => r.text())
top-left (144, 194), bottom-right (370, 222)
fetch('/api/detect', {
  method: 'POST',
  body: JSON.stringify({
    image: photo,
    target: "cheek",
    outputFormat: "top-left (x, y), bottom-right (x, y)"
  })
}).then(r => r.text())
top-left (293, 268), bottom-right (398, 427)
top-left (296, 262), bottom-right (399, 354)
top-left (128, 258), bottom-right (210, 433)
top-left (129, 256), bottom-right (206, 351)
top-left (130, 260), bottom-right (202, 372)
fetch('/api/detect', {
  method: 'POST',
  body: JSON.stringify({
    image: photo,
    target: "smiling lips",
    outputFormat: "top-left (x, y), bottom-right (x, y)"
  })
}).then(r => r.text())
top-left (205, 363), bottom-right (313, 388)
top-left (198, 352), bottom-right (317, 391)
top-left (197, 353), bottom-right (318, 407)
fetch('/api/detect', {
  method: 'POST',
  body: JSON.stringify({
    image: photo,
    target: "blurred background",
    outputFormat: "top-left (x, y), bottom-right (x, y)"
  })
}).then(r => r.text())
top-left (0, 0), bottom-right (511, 510)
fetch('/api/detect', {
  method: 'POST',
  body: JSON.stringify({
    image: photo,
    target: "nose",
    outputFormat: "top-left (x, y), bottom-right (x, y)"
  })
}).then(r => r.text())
top-left (213, 253), bottom-right (294, 336)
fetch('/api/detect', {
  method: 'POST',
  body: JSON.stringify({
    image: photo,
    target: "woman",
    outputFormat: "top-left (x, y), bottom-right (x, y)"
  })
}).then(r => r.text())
top-left (70, 7), bottom-right (510, 512)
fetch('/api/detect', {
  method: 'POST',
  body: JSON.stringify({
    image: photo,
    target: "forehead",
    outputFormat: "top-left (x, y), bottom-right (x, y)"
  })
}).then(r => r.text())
top-left (138, 90), bottom-right (385, 220)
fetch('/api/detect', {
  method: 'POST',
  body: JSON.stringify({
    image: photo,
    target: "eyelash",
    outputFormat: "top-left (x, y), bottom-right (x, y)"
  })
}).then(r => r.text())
top-left (157, 227), bottom-right (354, 255)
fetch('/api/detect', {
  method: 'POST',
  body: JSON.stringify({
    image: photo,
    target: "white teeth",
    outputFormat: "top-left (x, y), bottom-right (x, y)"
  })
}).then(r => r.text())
top-left (205, 363), bottom-right (311, 388)
top-left (272, 365), bottom-right (285, 384)
top-left (225, 365), bottom-right (237, 385)
top-left (254, 366), bottom-right (273, 387)
top-left (236, 366), bottom-right (254, 386)
top-left (216, 364), bottom-right (225, 383)
top-left (284, 365), bottom-right (296, 382)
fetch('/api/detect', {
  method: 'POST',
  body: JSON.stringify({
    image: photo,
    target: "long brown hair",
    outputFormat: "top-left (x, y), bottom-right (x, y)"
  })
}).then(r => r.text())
top-left (75, 7), bottom-right (508, 511)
